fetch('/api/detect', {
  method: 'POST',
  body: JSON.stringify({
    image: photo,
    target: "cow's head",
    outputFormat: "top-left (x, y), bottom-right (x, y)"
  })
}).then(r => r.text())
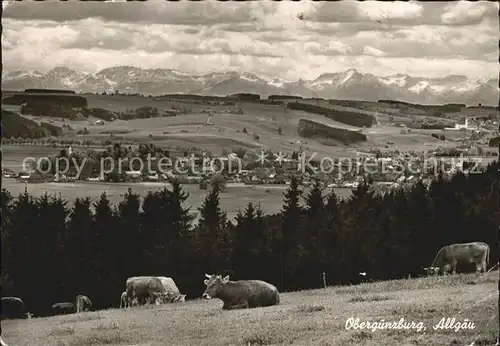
top-left (202, 273), bottom-right (229, 299)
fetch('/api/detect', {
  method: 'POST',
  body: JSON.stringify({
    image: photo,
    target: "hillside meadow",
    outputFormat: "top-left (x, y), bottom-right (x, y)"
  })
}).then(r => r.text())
top-left (7, 91), bottom-right (476, 158)
top-left (2, 271), bottom-right (497, 346)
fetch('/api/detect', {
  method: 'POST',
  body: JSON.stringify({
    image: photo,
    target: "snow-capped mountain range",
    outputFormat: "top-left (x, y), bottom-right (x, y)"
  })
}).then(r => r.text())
top-left (2, 66), bottom-right (498, 106)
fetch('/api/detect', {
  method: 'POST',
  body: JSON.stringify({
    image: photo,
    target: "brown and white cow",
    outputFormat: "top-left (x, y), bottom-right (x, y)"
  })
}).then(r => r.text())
top-left (424, 241), bottom-right (490, 275)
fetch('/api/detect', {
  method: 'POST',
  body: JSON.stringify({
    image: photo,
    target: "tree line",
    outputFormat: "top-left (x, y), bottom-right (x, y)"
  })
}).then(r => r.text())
top-left (1, 161), bottom-right (498, 317)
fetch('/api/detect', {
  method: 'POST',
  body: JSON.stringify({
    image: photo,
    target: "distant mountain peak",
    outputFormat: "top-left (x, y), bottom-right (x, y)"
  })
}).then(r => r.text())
top-left (46, 66), bottom-right (78, 75)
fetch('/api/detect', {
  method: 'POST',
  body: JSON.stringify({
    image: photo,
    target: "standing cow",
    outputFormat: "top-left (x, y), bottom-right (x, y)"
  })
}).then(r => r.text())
top-left (75, 295), bottom-right (92, 312)
top-left (424, 242), bottom-right (490, 275)
top-left (1, 297), bottom-right (28, 319)
top-left (126, 276), bottom-right (169, 305)
top-left (202, 274), bottom-right (280, 310)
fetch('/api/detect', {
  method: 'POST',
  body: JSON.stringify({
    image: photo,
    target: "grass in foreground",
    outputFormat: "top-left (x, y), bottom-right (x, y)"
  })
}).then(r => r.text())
top-left (2, 271), bottom-right (498, 346)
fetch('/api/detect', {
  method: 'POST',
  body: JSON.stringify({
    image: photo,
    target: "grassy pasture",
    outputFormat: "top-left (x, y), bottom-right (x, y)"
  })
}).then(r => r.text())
top-left (5, 92), bottom-right (491, 158)
top-left (2, 271), bottom-right (497, 346)
top-left (14, 95), bottom-right (484, 155)
top-left (27, 100), bottom-right (367, 157)
top-left (26, 115), bottom-right (449, 159)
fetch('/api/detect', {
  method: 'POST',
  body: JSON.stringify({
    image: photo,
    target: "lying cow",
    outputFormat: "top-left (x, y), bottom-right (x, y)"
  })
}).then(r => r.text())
top-left (75, 295), bottom-right (92, 313)
top-left (126, 276), bottom-right (169, 306)
top-left (52, 302), bottom-right (75, 314)
top-left (1, 297), bottom-right (28, 319)
top-left (424, 241), bottom-right (490, 275)
top-left (202, 274), bottom-right (280, 310)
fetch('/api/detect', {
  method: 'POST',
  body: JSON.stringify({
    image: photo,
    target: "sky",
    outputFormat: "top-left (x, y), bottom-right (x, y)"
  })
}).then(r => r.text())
top-left (2, 0), bottom-right (499, 80)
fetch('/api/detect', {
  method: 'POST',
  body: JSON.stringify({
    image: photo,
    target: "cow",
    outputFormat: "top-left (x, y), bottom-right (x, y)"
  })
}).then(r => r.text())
top-left (52, 302), bottom-right (75, 314)
top-left (202, 273), bottom-right (280, 310)
top-left (1, 297), bottom-right (28, 319)
top-left (75, 295), bottom-right (92, 313)
top-left (157, 277), bottom-right (186, 302)
top-left (424, 242), bottom-right (490, 275)
top-left (125, 276), bottom-right (169, 306)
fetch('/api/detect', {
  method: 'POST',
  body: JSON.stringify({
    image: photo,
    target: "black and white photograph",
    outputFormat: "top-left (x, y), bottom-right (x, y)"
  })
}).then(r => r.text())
top-left (1, 0), bottom-right (499, 345)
